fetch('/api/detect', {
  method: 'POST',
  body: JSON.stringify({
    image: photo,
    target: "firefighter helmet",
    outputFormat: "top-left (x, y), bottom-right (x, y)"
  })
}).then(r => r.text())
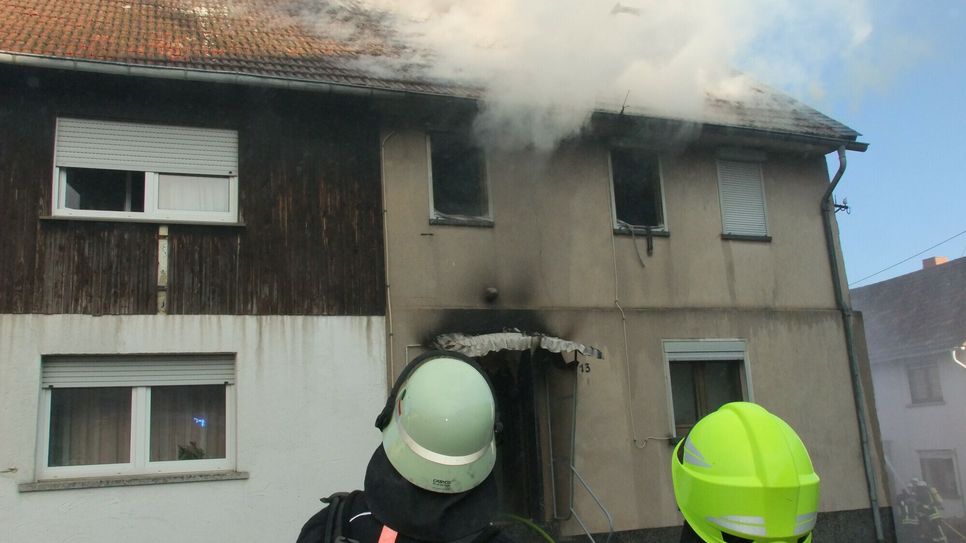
top-left (671, 402), bottom-right (821, 543)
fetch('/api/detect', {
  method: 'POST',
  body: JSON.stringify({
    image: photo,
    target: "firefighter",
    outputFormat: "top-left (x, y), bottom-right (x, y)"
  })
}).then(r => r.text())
top-left (912, 478), bottom-right (947, 543)
top-left (671, 402), bottom-right (821, 543)
top-left (896, 485), bottom-right (920, 542)
top-left (296, 351), bottom-right (515, 543)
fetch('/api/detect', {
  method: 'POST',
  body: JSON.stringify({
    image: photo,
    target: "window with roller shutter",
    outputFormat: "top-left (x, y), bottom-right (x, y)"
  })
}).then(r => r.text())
top-left (716, 159), bottom-right (769, 240)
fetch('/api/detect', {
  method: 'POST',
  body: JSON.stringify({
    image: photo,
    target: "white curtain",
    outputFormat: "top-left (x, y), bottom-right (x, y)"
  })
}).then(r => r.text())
top-left (158, 174), bottom-right (230, 212)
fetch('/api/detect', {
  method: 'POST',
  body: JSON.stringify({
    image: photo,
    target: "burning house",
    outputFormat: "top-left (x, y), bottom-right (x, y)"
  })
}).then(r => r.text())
top-left (0, 1), bottom-right (891, 542)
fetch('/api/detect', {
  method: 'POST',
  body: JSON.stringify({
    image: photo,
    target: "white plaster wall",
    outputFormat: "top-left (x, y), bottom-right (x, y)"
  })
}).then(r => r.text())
top-left (0, 314), bottom-right (387, 542)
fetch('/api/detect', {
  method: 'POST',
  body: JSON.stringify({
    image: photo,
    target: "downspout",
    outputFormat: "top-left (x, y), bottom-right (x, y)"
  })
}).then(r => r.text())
top-left (821, 146), bottom-right (885, 543)
top-left (381, 131), bottom-right (398, 391)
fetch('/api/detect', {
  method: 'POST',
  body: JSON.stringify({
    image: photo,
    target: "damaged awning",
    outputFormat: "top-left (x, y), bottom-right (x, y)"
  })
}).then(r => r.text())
top-left (431, 331), bottom-right (603, 359)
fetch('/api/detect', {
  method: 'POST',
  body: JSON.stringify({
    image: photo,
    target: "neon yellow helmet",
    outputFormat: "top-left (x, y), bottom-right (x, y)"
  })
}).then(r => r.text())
top-left (671, 402), bottom-right (820, 543)
top-left (376, 351), bottom-right (497, 494)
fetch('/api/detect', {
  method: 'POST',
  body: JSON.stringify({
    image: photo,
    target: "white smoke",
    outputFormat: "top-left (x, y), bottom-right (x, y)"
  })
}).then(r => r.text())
top-left (325, 1), bottom-right (894, 149)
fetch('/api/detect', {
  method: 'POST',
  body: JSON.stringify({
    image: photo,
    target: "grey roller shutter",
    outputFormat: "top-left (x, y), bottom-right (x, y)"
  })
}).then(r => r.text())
top-left (664, 340), bottom-right (745, 361)
top-left (42, 354), bottom-right (235, 388)
top-left (717, 160), bottom-right (768, 237)
top-left (55, 118), bottom-right (237, 176)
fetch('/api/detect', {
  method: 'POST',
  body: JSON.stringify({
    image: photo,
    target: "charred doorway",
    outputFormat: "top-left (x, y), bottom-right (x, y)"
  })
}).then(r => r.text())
top-left (478, 349), bottom-right (546, 524)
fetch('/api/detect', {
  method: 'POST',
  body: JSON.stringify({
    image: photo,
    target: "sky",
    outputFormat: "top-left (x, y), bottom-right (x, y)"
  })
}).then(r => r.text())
top-left (795, 3), bottom-right (966, 288)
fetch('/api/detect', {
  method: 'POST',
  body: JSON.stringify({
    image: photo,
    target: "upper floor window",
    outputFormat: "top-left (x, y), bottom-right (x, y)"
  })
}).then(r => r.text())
top-left (38, 354), bottom-right (236, 480)
top-left (52, 118), bottom-right (239, 224)
top-left (716, 159), bottom-right (769, 239)
top-left (610, 149), bottom-right (666, 232)
top-left (428, 132), bottom-right (491, 225)
top-left (907, 362), bottom-right (942, 404)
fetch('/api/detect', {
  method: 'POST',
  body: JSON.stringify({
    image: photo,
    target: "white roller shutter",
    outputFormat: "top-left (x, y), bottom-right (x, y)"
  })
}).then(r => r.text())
top-left (42, 354), bottom-right (235, 388)
top-left (664, 340), bottom-right (746, 361)
top-left (717, 160), bottom-right (768, 237)
top-left (54, 118), bottom-right (238, 176)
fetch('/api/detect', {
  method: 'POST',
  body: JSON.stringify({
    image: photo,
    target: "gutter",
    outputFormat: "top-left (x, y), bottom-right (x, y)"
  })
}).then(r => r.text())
top-left (2, 50), bottom-right (868, 153)
top-left (822, 147), bottom-right (885, 543)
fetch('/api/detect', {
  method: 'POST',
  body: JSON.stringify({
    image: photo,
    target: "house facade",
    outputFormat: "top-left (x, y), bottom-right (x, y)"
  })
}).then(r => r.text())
top-left (1, 1), bottom-right (892, 542)
top-left (851, 257), bottom-right (966, 522)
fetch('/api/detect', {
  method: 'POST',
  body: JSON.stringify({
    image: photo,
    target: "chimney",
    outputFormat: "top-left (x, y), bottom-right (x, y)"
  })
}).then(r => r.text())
top-left (922, 256), bottom-right (949, 269)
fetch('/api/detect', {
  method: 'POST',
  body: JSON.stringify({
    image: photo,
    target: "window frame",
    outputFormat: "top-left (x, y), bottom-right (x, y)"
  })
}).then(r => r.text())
top-left (426, 132), bottom-right (493, 225)
top-left (662, 340), bottom-right (753, 438)
top-left (918, 450), bottom-right (962, 499)
top-left (716, 158), bottom-right (770, 240)
top-left (607, 148), bottom-right (669, 234)
top-left (36, 357), bottom-right (236, 481)
top-left (51, 118), bottom-right (240, 224)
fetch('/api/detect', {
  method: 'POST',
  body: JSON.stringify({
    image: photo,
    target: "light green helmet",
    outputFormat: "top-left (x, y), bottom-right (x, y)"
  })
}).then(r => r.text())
top-left (671, 402), bottom-right (820, 543)
top-left (377, 352), bottom-right (497, 494)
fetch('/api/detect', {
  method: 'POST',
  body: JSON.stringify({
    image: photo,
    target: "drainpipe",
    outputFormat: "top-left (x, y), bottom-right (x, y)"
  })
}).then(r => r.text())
top-left (821, 146), bottom-right (885, 543)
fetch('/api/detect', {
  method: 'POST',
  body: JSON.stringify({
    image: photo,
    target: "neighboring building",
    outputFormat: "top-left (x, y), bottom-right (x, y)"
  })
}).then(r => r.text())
top-left (852, 256), bottom-right (966, 520)
top-left (0, 1), bottom-right (891, 542)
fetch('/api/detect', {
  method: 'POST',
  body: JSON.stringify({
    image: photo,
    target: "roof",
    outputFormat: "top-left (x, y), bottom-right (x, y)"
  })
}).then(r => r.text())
top-left (0, 0), bottom-right (862, 147)
top-left (850, 257), bottom-right (966, 364)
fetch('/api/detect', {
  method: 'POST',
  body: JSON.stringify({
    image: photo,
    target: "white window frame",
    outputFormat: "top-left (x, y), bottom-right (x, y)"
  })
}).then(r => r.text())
top-left (51, 118), bottom-right (240, 224)
top-left (36, 356), bottom-right (236, 480)
top-left (662, 339), bottom-right (753, 437)
top-left (608, 149), bottom-right (669, 233)
top-left (716, 159), bottom-right (769, 238)
top-left (426, 132), bottom-right (493, 223)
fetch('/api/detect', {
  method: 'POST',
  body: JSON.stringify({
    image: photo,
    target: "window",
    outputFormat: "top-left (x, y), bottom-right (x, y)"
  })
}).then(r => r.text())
top-left (52, 118), bottom-right (239, 223)
top-left (609, 149), bottom-right (666, 231)
top-left (664, 340), bottom-right (750, 436)
top-left (38, 354), bottom-right (235, 479)
top-left (428, 132), bottom-right (490, 224)
top-left (716, 159), bottom-right (769, 238)
top-left (919, 451), bottom-right (961, 499)
top-left (907, 362), bottom-right (942, 404)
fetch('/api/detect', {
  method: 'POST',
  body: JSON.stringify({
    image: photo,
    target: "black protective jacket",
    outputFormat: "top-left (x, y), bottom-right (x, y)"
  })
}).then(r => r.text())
top-left (297, 447), bottom-right (514, 543)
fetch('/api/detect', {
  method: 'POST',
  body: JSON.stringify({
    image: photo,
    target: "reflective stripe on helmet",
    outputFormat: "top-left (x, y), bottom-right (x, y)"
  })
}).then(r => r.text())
top-left (707, 515), bottom-right (767, 537)
top-left (397, 414), bottom-right (491, 466)
top-left (795, 512), bottom-right (818, 534)
top-left (683, 436), bottom-right (711, 468)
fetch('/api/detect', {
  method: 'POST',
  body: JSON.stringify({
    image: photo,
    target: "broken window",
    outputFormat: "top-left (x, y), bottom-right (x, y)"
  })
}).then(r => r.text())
top-left (429, 132), bottom-right (490, 221)
top-left (39, 355), bottom-right (235, 479)
top-left (610, 149), bottom-right (665, 231)
top-left (53, 118), bottom-right (239, 223)
top-left (907, 362), bottom-right (942, 404)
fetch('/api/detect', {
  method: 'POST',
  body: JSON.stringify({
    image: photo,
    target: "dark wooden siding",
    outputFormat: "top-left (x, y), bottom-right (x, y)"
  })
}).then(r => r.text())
top-left (0, 66), bottom-right (385, 315)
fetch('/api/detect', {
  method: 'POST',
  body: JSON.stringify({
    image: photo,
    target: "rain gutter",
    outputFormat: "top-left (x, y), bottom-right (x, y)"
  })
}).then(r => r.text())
top-left (0, 50), bottom-right (477, 103)
top-left (822, 146), bottom-right (885, 543)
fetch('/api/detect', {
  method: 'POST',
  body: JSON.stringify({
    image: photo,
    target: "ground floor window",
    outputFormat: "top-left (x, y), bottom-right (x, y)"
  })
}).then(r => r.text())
top-left (919, 450), bottom-right (961, 499)
top-left (39, 354), bottom-right (235, 479)
top-left (663, 340), bottom-right (750, 437)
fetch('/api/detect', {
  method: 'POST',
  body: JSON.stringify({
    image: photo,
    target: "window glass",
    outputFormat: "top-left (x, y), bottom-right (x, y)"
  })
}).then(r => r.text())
top-left (158, 174), bottom-right (231, 212)
top-left (670, 360), bottom-right (744, 435)
top-left (431, 132), bottom-right (488, 218)
top-left (670, 363), bottom-right (697, 429)
top-left (920, 455), bottom-right (960, 499)
top-left (611, 149), bottom-right (663, 228)
top-left (48, 387), bottom-right (131, 467)
top-left (908, 363), bottom-right (942, 403)
top-left (150, 385), bottom-right (227, 461)
top-left (704, 361), bottom-right (742, 412)
top-left (64, 168), bottom-right (145, 212)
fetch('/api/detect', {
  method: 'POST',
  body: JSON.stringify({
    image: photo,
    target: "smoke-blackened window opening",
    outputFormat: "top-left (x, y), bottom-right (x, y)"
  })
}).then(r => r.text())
top-left (610, 149), bottom-right (665, 231)
top-left (429, 132), bottom-right (490, 222)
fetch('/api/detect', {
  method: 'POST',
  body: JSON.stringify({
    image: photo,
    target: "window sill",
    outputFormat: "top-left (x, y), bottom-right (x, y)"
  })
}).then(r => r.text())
top-left (19, 470), bottom-right (249, 492)
top-left (430, 216), bottom-right (494, 228)
top-left (721, 233), bottom-right (772, 242)
top-left (907, 400), bottom-right (945, 408)
top-left (613, 227), bottom-right (669, 237)
top-left (41, 216), bottom-right (246, 227)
